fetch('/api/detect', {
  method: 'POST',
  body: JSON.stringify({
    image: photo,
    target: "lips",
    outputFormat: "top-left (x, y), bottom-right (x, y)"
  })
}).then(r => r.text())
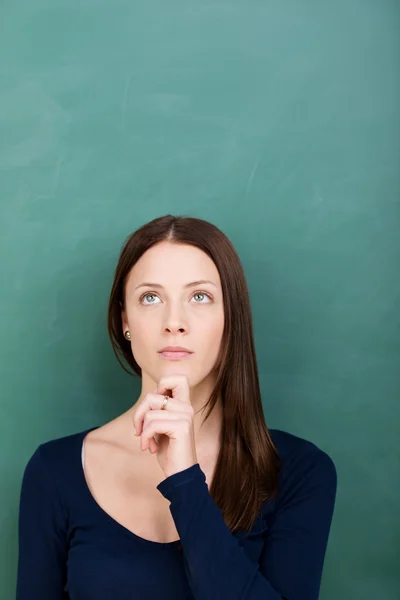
top-left (159, 346), bottom-right (193, 353)
top-left (158, 346), bottom-right (193, 360)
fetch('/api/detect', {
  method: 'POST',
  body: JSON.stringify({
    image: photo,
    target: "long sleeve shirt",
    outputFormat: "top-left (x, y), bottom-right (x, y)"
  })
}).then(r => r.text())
top-left (16, 425), bottom-right (337, 599)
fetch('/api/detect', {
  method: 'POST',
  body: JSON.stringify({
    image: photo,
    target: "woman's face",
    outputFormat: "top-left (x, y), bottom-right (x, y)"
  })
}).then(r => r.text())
top-left (122, 241), bottom-right (225, 388)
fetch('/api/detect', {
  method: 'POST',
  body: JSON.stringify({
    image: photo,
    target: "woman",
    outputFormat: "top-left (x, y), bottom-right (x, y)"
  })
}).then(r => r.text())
top-left (16, 214), bottom-right (337, 599)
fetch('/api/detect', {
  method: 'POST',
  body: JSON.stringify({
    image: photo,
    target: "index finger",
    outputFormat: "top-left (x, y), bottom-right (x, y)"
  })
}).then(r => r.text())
top-left (156, 374), bottom-right (191, 404)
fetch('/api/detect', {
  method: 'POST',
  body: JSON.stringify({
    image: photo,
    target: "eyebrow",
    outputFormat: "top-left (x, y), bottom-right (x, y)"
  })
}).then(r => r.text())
top-left (134, 280), bottom-right (217, 291)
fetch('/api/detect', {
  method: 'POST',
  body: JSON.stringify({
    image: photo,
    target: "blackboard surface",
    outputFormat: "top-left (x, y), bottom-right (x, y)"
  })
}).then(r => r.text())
top-left (1, 2), bottom-right (399, 598)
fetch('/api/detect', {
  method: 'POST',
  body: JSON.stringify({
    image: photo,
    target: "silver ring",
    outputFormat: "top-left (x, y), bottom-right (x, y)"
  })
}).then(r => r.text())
top-left (161, 396), bottom-right (169, 410)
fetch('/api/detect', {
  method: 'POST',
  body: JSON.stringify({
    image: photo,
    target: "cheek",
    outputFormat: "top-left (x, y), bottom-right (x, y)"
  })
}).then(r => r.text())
top-left (129, 319), bottom-right (156, 358)
top-left (199, 318), bottom-right (224, 353)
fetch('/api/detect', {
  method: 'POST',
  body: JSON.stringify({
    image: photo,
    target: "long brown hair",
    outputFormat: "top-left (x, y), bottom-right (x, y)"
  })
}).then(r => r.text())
top-left (107, 215), bottom-right (281, 533)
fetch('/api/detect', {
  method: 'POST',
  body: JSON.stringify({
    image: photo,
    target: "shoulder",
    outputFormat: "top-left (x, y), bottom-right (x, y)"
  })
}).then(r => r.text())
top-left (269, 427), bottom-right (337, 472)
top-left (268, 428), bottom-right (337, 507)
top-left (33, 427), bottom-right (89, 463)
top-left (21, 425), bottom-right (98, 492)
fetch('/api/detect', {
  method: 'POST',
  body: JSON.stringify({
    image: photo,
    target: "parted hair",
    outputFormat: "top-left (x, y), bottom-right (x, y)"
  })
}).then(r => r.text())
top-left (107, 214), bottom-right (281, 533)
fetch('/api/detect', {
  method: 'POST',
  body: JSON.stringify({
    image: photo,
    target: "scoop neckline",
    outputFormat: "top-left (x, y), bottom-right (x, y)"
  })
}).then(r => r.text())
top-left (78, 425), bottom-right (182, 550)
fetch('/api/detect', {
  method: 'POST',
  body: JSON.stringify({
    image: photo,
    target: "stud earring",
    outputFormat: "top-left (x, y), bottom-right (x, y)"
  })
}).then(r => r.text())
top-left (124, 330), bottom-right (131, 340)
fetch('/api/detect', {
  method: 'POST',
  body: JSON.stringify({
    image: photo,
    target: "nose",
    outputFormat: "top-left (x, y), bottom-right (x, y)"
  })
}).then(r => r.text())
top-left (162, 301), bottom-right (188, 335)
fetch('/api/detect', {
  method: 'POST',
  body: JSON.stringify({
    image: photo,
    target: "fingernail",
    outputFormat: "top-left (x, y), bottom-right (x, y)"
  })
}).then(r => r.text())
top-left (133, 427), bottom-right (137, 435)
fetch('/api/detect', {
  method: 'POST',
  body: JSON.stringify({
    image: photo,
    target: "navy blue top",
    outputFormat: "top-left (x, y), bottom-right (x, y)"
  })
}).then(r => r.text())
top-left (16, 425), bottom-right (337, 599)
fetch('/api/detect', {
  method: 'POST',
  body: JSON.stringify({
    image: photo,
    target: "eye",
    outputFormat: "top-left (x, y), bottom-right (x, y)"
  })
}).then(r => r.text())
top-left (192, 292), bottom-right (212, 303)
top-left (139, 291), bottom-right (212, 305)
top-left (140, 293), bottom-right (160, 305)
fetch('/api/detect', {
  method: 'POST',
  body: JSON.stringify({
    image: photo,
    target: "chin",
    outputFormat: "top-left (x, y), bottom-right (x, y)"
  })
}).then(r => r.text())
top-left (162, 365), bottom-right (190, 376)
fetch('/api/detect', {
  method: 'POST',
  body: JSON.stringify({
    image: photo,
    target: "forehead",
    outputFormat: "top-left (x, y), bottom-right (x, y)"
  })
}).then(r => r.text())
top-left (126, 242), bottom-right (221, 288)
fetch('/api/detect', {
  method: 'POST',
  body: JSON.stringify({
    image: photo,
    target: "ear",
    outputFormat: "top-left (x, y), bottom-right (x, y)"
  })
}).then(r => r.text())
top-left (121, 306), bottom-right (128, 334)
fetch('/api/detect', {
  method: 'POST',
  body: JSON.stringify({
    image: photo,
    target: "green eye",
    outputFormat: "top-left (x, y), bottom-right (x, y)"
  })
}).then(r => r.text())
top-left (140, 291), bottom-right (212, 305)
top-left (193, 292), bottom-right (212, 302)
top-left (140, 293), bottom-right (160, 304)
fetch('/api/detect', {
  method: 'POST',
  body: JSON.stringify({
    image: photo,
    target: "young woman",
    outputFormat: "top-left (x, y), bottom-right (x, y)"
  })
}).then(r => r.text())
top-left (16, 215), bottom-right (337, 599)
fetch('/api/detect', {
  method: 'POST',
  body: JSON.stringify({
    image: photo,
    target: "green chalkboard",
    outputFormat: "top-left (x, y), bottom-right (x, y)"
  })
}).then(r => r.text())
top-left (0, 1), bottom-right (399, 598)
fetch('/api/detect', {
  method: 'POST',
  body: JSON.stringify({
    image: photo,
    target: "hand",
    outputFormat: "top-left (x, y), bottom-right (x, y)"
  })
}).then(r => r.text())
top-left (132, 374), bottom-right (198, 478)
